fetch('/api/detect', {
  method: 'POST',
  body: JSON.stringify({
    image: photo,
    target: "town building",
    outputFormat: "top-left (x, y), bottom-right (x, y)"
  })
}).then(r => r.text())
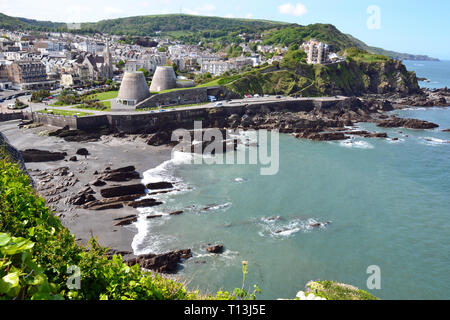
top-left (112, 71), bottom-right (151, 110)
top-left (0, 64), bottom-right (12, 89)
top-left (201, 58), bottom-right (253, 76)
top-left (301, 39), bottom-right (330, 65)
top-left (6, 60), bottom-right (56, 90)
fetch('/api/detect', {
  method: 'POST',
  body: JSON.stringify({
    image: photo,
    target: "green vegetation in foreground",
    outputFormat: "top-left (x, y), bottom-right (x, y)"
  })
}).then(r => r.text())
top-left (306, 281), bottom-right (379, 300)
top-left (36, 109), bottom-right (93, 117)
top-left (0, 151), bottom-right (261, 300)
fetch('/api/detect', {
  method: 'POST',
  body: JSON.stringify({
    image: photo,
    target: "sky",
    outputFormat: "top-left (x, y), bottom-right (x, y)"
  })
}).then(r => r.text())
top-left (1, 0), bottom-right (449, 59)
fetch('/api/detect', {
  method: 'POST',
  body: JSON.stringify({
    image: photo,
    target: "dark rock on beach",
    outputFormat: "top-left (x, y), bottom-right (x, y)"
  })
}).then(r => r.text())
top-left (129, 198), bottom-right (163, 208)
top-left (146, 181), bottom-right (174, 190)
top-left (100, 184), bottom-right (147, 198)
top-left (76, 148), bottom-right (89, 156)
top-left (114, 216), bottom-right (138, 227)
top-left (90, 179), bottom-right (106, 187)
top-left (125, 249), bottom-right (192, 273)
top-left (69, 193), bottom-right (96, 206)
top-left (100, 170), bottom-right (141, 182)
top-left (21, 149), bottom-right (67, 162)
top-left (82, 194), bottom-right (145, 209)
top-left (146, 131), bottom-right (172, 146)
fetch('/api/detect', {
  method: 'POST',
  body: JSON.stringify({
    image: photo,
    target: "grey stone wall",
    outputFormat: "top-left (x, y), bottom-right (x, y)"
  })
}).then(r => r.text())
top-left (21, 97), bottom-right (348, 134)
top-left (136, 87), bottom-right (209, 109)
top-left (0, 112), bottom-right (24, 122)
top-left (23, 112), bottom-right (78, 129)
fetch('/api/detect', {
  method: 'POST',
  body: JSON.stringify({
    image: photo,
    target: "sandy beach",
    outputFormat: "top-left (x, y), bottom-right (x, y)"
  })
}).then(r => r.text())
top-left (0, 119), bottom-right (173, 257)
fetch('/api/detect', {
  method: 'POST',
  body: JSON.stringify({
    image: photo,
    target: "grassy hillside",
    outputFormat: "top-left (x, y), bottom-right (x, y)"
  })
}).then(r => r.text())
top-left (223, 48), bottom-right (419, 97)
top-left (82, 14), bottom-right (287, 35)
top-left (0, 12), bottom-right (436, 60)
top-left (0, 13), bottom-right (65, 31)
top-left (262, 24), bottom-right (357, 52)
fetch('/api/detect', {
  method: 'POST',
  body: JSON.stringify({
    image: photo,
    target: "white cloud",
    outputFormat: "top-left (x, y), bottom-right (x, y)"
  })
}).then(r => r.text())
top-left (245, 13), bottom-right (254, 19)
top-left (224, 14), bottom-right (234, 18)
top-left (183, 3), bottom-right (216, 16)
top-left (278, 3), bottom-right (308, 17)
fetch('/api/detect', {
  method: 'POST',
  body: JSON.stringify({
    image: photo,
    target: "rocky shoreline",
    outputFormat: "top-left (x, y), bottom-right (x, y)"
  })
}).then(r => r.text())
top-left (0, 87), bottom-right (448, 274)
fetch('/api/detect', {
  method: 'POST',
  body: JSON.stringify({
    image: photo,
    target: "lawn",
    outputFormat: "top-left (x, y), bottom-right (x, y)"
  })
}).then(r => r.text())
top-left (49, 100), bottom-right (70, 107)
top-left (37, 109), bottom-right (93, 116)
top-left (84, 90), bottom-right (119, 101)
top-left (71, 100), bottom-right (111, 112)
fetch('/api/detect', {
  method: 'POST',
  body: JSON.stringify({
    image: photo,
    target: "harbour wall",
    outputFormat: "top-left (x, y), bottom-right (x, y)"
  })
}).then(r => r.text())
top-left (13, 97), bottom-right (349, 133)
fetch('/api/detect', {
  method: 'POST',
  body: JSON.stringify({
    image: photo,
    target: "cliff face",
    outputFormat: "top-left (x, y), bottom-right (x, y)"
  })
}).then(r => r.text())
top-left (313, 59), bottom-right (420, 96)
top-left (225, 59), bottom-right (420, 97)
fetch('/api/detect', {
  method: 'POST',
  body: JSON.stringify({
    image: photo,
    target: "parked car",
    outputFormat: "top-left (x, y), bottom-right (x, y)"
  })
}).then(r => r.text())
top-left (276, 95), bottom-right (282, 99)
top-left (215, 102), bottom-right (223, 107)
top-left (254, 94), bottom-right (260, 98)
top-left (7, 103), bottom-right (16, 110)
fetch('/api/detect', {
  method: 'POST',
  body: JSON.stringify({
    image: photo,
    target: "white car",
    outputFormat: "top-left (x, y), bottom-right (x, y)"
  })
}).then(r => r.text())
top-left (215, 102), bottom-right (223, 107)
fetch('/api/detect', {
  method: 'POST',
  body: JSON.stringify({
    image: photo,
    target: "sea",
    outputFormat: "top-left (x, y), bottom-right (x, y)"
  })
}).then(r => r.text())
top-left (132, 61), bottom-right (450, 300)
top-left (403, 60), bottom-right (450, 89)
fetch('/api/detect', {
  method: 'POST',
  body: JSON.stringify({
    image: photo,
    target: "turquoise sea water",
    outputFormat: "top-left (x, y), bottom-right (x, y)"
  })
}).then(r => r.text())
top-left (134, 106), bottom-right (450, 300)
top-left (404, 60), bottom-right (450, 89)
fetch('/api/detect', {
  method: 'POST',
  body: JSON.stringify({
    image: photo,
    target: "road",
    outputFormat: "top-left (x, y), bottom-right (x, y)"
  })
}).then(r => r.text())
top-left (1, 94), bottom-right (348, 116)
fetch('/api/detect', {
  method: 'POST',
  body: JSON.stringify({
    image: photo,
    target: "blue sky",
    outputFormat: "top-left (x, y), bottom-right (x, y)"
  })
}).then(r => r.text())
top-left (1, 0), bottom-right (449, 59)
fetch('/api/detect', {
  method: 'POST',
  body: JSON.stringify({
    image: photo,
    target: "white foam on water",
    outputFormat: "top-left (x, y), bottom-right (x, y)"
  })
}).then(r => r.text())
top-left (202, 202), bottom-right (233, 213)
top-left (131, 209), bottom-right (176, 255)
top-left (258, 217), bottom-right (329, 239)
top-left (234, 177), bottom-right (248, 183)
top-left (387, 138), bottom-right (405, 144)
top-left (193, 249), bottom-right (240, 262)
top-left (422, 137), bottom-right (450, 146)
top-left (142, 151), bottom-right (193, 185)
top-left (338, 139), bottom-right (375, 149)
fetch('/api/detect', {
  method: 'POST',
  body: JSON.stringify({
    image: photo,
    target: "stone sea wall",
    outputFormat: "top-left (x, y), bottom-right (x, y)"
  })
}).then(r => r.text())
top-left (0, 112), bottom-right (24, 122)
top-left (14, 97), bottom-right (350, 134)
